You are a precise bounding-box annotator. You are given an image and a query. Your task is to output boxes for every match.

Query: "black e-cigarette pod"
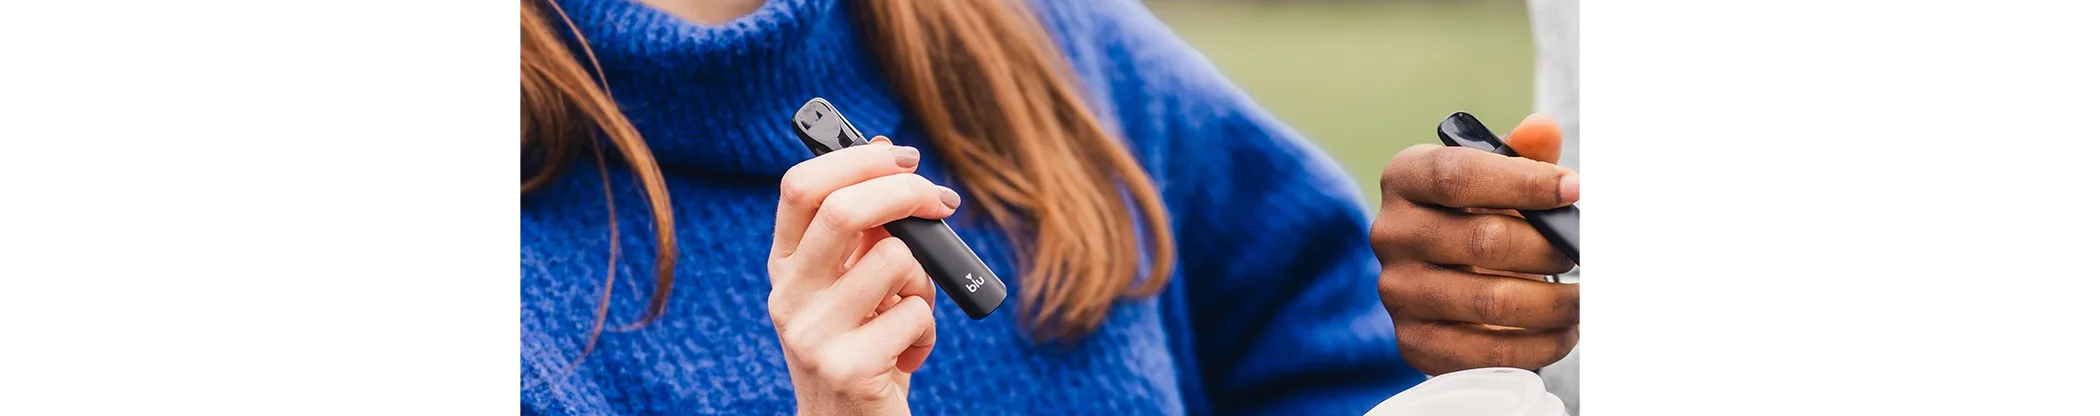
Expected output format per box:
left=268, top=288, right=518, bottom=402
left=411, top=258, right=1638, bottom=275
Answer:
left=1436, top=112, right=1581, bottom=265
left=790, top=98, right=1008, bottom=319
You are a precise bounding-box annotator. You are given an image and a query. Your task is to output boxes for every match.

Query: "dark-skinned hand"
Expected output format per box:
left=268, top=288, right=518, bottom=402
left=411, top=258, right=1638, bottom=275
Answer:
left=1373, top=114, right=1579, bottom=376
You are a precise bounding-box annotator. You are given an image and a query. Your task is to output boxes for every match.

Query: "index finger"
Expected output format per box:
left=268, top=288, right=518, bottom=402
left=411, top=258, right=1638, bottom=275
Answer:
left=1383, top=144, right=1576, bottom=211
left=773, top=138, right=920, bottom=259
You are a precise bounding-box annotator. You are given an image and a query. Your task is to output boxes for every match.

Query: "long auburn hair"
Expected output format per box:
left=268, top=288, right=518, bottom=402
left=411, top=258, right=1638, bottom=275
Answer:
left=521, top=0, right=1175, bottom=356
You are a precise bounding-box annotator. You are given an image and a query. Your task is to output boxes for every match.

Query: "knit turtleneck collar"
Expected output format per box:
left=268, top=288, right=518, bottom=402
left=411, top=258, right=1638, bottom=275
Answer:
left=556, top=0, right=821, bottom=75
left=549, top=0, right=907, bottom=178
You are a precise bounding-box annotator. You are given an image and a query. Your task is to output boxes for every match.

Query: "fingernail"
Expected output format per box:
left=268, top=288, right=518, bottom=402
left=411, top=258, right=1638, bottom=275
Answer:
left=1559, top=172, right=1580, bottom=204
left=892, top=146, right=920, bottom=169
left=937, top=186, right=961, bottom=209
left=870, top=135, right=892, bottom=144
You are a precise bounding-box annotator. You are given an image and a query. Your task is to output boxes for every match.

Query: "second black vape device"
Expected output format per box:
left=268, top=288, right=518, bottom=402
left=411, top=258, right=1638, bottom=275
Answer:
left=1437, top=111, right=1581, bottom=265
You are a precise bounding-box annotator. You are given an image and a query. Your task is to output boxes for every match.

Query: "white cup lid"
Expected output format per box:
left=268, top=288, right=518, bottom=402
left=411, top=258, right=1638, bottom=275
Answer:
left=1363, top=367, right=1567, bottom=416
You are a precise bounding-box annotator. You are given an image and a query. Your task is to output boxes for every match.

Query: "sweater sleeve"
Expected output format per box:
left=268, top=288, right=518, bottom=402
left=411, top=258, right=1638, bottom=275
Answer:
left=1025, top=1, right=1429, bottom=414
left=1150, top=56, right=1427, bottom=416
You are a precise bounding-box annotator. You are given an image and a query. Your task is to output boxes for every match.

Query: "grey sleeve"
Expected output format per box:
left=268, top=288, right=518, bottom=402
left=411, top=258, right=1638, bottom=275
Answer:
left=1539, top=347, right=1580, bottom=416
left=1528, top=0, right=1580, bottom=172
left=1527, top=0, right=1581, bottom=415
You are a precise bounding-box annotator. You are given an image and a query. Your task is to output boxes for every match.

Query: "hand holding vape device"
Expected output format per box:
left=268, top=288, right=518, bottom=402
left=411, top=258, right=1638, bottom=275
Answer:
left=789, top=98, right=1008, bottom=319
left=1437, top=112, right=1580, bottom=265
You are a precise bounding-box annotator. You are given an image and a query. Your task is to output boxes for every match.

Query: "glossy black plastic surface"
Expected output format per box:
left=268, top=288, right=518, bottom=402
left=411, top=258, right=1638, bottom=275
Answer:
left=790, top=98, right=1007, bottom=319
left=1437, top=112, right=1581, bottom=265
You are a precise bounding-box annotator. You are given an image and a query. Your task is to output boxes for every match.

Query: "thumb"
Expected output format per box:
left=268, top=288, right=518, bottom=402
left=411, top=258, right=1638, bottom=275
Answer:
left=1505, top=113, right=1564, bottom=165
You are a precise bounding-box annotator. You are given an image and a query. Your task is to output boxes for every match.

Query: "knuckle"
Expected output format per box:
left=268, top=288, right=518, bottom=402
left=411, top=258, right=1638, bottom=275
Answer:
left=1382, top=145, right=1436, bottom=191
left=920, top=298, right=939, bottom=320
left=859, top=145, right=898, bottom=168
left=907, top=175, right=943, bottom=208
left=766, top=295, right=790, bottom=324
left=1473, top=280, right=1517, bottom=324
left=812, top=352, right=863, bottom=383
left=903, top=305, right=936, bottom=332
left=789, top=354, right=822, bottom=375
left=1405, top=220, right=1446, bottom=254
left=1376, top=267, right=1406, bottom=295
left=842, top=379, right=888, bottom=404
left=1390, top=320, right=1434, bottom=349
left=1532, top=170, right=1562, bottom=204
left=875, top=244, right=918, bottom=277
left=1390, top=319, right=1421, bottom=338
left=814, top=203, right=859, bottom=234
left=1380, top=259, right=1426, bottom=286
left=1375, top=270, right=1411, bottom=317
left=1368, top=227, right=1399, bottom=261
left=1383, top=262, right=1446, bottom=318
left=1426, top=149, right=1471, bottom=204
left=883, top=175, right=926, bottom=209
left=1469, top=218, right=1509, bottom=262
left=1553, top=286, right=1581, bottom=326
left=779, top=170, right=822, bottom=209
left=1368, top=216, right=1398, bottom=244
left=769, top=256, right=807, bottom=280
left=1536, top=335, right=1574, bottom=366
left=875, top=238, right=914, bottom=263
left=783, top=325, right=823, bottom=364
left=895, top=173, right=931, bottom=192
left=768, top=310, right=792, bottom=334
left=1369, top=214, right=1422, bottom=262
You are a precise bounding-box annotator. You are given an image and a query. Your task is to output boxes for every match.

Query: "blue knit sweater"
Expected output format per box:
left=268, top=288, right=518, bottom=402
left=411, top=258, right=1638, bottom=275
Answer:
left=520, top=0, right=1427, bottom=414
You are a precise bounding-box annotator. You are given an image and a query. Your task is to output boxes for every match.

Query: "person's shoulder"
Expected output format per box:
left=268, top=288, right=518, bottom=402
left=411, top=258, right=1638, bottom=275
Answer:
left=1025, top=0, right=1182, bottom=62
left=1023, top=0, right=1232, bottom=114
left=1025, top=0, right=1155, bottom=34
left=1024, top=0, right=1279, bottom=166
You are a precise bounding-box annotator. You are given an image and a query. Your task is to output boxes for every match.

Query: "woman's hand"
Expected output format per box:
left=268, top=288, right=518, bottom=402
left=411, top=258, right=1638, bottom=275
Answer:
left=1372, top=114, right=1580, bottom=376
left=768, top=137, right=960, bottom=416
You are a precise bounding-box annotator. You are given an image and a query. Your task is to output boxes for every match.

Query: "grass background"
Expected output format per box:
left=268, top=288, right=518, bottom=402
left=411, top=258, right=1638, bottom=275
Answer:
left=1147, top=0, right=1537, bottom=206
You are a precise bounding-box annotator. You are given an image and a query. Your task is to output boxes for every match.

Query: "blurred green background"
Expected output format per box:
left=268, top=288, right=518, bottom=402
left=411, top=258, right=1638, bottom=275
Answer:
left=1148, top=0, right=1535, bottom=207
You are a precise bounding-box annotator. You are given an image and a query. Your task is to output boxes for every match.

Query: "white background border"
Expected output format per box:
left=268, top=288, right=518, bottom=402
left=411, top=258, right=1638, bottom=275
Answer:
left=2, top=0, right=2096, bottom=413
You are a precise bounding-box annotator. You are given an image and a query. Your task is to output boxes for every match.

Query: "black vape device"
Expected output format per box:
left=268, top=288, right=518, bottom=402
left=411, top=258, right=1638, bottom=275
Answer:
left=790, top=98, right=1008, bottom=319
left=1437, top=112, right=1580, bottom=265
